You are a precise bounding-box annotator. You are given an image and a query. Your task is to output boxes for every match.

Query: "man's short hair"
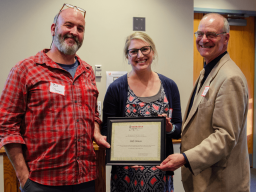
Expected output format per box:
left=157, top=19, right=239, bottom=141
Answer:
left=53, top=12, right=61, bottom=25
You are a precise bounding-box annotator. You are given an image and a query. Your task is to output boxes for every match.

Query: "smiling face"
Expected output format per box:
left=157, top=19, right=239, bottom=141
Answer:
left=52, top=8, right=85, bottom=55
left=196, top=14, right=229, bottom=64
left=127, top=39, right=154, bottom=72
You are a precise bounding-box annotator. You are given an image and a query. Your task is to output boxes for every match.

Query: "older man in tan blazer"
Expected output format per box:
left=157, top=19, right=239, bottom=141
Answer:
left=157, top=13, right=250, bottom=191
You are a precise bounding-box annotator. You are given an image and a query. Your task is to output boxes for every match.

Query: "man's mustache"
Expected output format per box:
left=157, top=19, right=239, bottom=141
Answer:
left=63, top=34, right=79, bottom=44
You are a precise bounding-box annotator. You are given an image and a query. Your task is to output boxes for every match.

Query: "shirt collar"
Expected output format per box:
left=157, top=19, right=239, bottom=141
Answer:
left=34, top=49, right=90, bottom=71
left=204, top=51, right=227, bottom=78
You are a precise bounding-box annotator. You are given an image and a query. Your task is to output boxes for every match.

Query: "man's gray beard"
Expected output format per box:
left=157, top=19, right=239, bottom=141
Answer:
left=53, top=33, right=82, bottom=55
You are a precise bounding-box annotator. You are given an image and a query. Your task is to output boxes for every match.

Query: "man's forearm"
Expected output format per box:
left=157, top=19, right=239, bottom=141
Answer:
left=93, top=122, right=110, bottom=148
left=94, top=122, right=101, bottom=139
left=4, top=143, right=29, bottom=186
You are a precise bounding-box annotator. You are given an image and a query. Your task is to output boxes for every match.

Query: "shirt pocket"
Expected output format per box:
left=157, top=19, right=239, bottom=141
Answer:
left=29, top=80, right=68, bottom=109
left=198, top=100, right=213, bottom=109
left=197, top=101, right=214, bottom=126
left=27, top=80, right=69, bottom=128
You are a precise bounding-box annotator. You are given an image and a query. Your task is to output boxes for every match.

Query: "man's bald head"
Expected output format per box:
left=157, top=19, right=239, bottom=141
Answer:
left=53, top=8, right=85, bottom=27
left=200, top=13, right=230, bottom=34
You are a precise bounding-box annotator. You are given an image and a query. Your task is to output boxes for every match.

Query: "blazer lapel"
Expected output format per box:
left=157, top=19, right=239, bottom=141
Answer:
left=182, top=53, right=231, bottom=132
left=181, top=77, right=199, bottom=131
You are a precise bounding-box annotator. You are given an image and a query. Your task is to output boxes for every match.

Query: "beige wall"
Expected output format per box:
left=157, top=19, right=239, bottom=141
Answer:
left=194, top=0, right=256, bottom=11
left=0, top=0, right=194, bottom=115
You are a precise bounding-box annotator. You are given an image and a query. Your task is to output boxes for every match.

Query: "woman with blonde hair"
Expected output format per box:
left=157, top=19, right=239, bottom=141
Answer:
left=102, top=32, right=182, bottom=191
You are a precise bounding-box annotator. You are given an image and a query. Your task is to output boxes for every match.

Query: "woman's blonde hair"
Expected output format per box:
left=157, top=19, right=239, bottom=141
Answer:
left=124, top=32, right=158, bottom=59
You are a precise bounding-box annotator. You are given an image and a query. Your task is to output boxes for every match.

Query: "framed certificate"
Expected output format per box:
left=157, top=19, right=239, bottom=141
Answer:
left=106, top=117, right=166, bottom=165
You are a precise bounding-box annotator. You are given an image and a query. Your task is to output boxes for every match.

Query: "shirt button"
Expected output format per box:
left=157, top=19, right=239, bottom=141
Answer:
left=77, top=157, right=80, bottom=160
left=78, top=139, right=80, bottom=142
left=77, top=119, right=79, bottom=122
left=75, top=100, right=77, bottom=103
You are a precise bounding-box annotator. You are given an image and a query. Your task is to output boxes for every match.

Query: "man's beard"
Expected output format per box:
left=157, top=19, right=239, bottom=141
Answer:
left=53, top=30, right=83, bottom=55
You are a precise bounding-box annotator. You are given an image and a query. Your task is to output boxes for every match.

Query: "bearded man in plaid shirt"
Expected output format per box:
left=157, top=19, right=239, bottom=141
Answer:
left=0, top=4, right=110, bottom=192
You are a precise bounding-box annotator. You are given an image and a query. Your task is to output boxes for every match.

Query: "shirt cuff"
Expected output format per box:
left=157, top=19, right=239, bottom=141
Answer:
left=182, top=153, right=191, bottom=169
left=166, top=124, right=175, bottom=134
left=0, top=135, right=26, bottom=149
left=94, top=117, right=102, bottom=126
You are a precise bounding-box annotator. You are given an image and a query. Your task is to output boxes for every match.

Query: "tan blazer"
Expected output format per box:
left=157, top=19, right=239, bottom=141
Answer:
left=181, top=53, right=250, bottom=192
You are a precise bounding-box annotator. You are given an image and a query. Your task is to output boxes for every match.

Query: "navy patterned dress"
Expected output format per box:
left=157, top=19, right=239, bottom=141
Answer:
left=111, top=85, right=174, bottom=192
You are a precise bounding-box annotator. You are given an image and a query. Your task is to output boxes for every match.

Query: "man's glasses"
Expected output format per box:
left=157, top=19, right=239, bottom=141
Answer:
left=127, top=46, right=152, bottom=57
left=194, top=31, right=226, bottom=40
left=55, top=3, right=86, bottom=26
left=59, top=3, right=86, bottom=18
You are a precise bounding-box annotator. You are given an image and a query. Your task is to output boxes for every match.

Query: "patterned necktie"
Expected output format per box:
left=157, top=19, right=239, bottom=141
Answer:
left=195, top=68, right=205, bottom=96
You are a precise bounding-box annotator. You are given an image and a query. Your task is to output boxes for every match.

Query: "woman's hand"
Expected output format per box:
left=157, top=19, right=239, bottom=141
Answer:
left=158, top=114, right=173, bottom=133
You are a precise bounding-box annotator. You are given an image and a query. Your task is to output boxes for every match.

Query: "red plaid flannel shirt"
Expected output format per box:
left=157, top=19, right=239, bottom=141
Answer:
left=0, top=49, right=101, bottom=186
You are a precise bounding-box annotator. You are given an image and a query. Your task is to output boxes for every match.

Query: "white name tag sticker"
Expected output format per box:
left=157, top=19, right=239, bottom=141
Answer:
left=169, top=108, right=173, bottom=119
left=50, top=82, right=65, bottom=96
left=201, top=86, right=210, bottom=97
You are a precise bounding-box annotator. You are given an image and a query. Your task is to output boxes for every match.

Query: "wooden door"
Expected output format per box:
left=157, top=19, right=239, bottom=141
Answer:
left=193, top=13, right=255, bottom=155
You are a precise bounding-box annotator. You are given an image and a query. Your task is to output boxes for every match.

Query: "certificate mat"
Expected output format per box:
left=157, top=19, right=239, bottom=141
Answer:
left=106, top=117, right=166, bottom=165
